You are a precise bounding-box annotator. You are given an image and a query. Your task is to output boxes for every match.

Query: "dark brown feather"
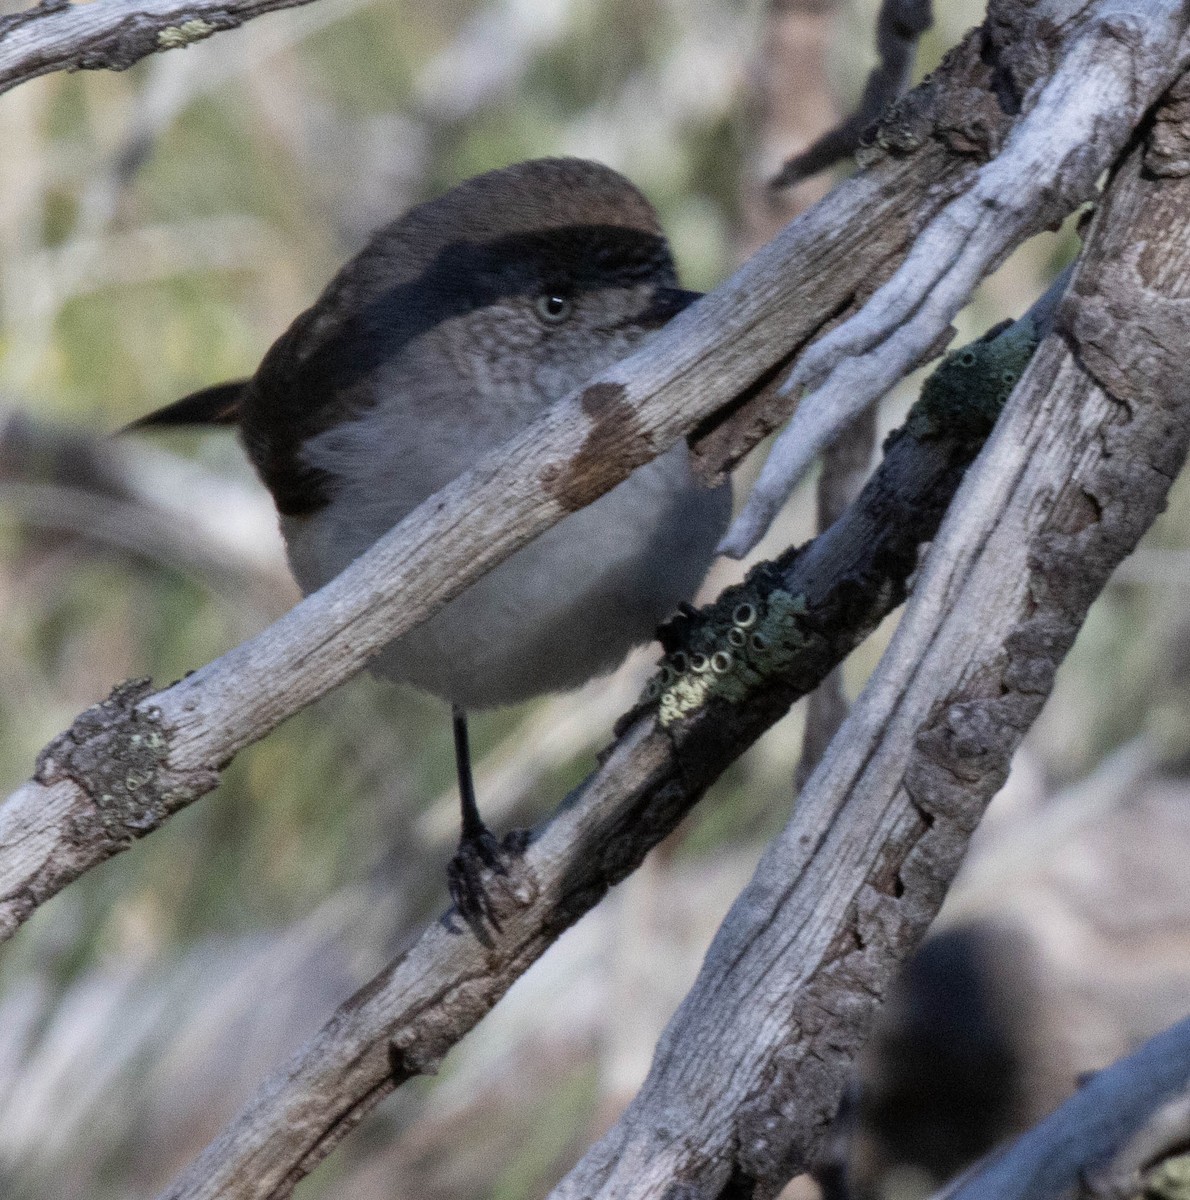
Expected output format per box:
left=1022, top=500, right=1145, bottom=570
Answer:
left=123, top=380, right=246, bottom=432
left=132, top=161, right=677, bottom=519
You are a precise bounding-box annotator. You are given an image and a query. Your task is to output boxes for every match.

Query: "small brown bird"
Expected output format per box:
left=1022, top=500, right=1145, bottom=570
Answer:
left=129, top=158, right=730, bottom=932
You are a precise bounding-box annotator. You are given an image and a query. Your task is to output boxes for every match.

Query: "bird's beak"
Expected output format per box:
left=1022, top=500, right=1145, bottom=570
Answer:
left=636, top=286, right=704, bottom=329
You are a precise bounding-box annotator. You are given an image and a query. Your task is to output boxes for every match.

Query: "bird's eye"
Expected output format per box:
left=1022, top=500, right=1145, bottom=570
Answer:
left=534, top=294, right=573, bottom=325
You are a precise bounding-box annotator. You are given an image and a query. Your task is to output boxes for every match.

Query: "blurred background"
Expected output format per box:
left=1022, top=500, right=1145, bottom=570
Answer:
left=1, top=0, right=1189, bottom=1197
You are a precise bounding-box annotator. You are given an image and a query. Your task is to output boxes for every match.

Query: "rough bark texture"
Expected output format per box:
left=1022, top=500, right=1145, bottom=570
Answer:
left=695, top=0, right=1190, bottom=492
left=0, top=0, right=1062, bottom=944
left=154, top=310, right=1029, bottom=1200
left=1, top=6, right=1188, bottom=1199
left=0, top=0, right=326, bottom=95
left=546, top=128, right=1190, bottom=1200
left=720, top=0, right=1190, bottom=556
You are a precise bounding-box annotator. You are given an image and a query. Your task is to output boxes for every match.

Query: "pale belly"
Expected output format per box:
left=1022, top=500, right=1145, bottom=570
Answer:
left=283, top=444, right=730, bottom=709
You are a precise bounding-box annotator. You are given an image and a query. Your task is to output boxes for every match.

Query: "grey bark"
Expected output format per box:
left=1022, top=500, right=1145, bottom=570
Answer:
left=721, top=0, right=1190, bottom=556
left=0, top=0, right=1066, bottom=943
left=547, top=109, right=1190, bottom=1200
left=0, top=0, right=326, bottom=95
left=936, top=1015, right=1190, bottom=1200
left=154, top=292, right=1036, bottom=1200
left=0, top=4, right=1186, bottom=1199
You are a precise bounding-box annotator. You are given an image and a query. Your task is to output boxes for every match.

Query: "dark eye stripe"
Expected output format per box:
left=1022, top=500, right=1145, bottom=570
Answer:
left=245, top=224, right=676, bottom=515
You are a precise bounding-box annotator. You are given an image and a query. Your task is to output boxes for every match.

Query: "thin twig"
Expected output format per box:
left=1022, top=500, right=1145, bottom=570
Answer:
left=770, top=0, right=933, bottom=191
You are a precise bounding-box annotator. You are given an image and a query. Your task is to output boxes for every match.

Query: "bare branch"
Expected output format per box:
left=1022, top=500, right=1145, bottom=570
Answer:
left=769, top=0, right=934, bottom=192
left=934, top=1016, right=1190, bottom=1200
left=0, top=0, right=332, bottom=96
left=0, top=8, right=1182, bottom=1198
left=721, top=0, right=1190, bottom=557
left=155, top=282, right=1052, bottom=1200
left=793, top=249, right=1066, bottom=791
left=0, top=21, right=1027, bottom=943
left=550, top=118, right=1190, bottom=1199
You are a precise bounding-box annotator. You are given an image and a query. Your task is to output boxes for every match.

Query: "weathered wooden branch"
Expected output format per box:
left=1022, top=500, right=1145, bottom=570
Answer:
left=0, top=1, right=1060, bottom=943
left=547, top=118, right=1190, bottom=1200
left=721, top=0, right=1190, bottom=556
left=155, top=269, right=1054, bottom=1200
left=934, top=1015, right=1190, bottom=1200
left=0, top=7, right=1186, bottom=1196
left=0, top=0, right=329, bottom=96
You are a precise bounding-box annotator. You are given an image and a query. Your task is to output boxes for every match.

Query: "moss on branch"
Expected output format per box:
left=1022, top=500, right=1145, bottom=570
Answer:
left=622, top=314, right=1041, bottom=745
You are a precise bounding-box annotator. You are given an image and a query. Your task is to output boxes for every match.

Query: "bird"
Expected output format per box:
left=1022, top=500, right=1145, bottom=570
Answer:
left=127, top=157, right=731, bottom=935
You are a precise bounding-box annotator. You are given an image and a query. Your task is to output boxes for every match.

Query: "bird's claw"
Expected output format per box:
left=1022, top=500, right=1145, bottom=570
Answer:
left=446, top=826, right=529, bottom=944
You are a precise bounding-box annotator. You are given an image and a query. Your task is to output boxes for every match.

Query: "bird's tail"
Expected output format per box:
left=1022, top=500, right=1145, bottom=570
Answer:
left=122, top=380, right=247, bottom=432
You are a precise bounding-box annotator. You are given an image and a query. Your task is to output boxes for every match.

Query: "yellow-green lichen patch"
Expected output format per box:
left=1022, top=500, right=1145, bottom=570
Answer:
left=638, top=578, right=816, bottom=727
left=635, top=314, right=1042, bottom=733
left=157, top=18, right=217, bottom=49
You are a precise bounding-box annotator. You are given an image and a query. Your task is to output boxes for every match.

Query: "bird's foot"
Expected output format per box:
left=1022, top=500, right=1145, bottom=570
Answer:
left=446, top=825, right=531, bottom=945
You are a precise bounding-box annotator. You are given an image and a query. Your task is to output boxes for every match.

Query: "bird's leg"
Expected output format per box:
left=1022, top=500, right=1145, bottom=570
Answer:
left=452, top=704, right=487, bottom=846
left=446, top=704, right=518, bottom=940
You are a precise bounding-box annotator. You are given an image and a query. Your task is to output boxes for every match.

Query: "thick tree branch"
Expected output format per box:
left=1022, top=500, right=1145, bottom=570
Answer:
left=0, top=5, right=1182, bottom=1198
left=935, top=1016, right=1190, bottom=1200
left=548, top=124, right=1190, bottom=1200
left=156, top=278, right=1053, bottom=1200
left=721, top=0, right=1190, bottom=556
left=0, top=7, right=1043, bottom=943
left=0, top=0, right=327, bottom=96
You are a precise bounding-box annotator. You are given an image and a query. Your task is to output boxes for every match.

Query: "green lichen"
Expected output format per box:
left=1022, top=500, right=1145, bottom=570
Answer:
left=905, top=315, right=1040, bottom=442
left=1142, top=1155, right=1190, bottom=1200
left=156, top=18, right=217, bottom=49
left=634, top=568, right=817, bottom=727
left=634, top=314, right=1042, bottom=730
